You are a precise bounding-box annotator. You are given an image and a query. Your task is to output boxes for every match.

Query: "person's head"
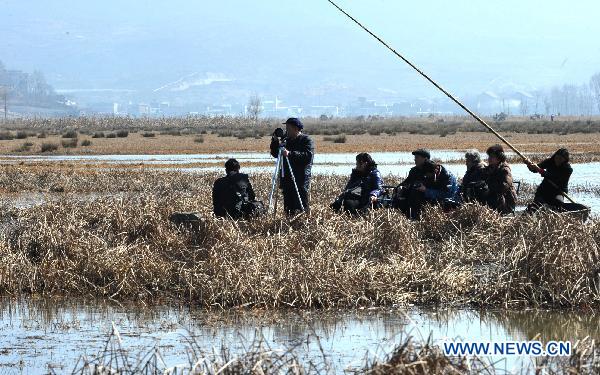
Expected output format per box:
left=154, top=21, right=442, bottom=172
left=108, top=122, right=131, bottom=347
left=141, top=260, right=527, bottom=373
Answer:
left=225, top=158, right=240, bottom=174
left=486, top=144, right=506, bottom=166
left=465, top=149, right=481, bottom=169
left=412, top=149, right=431, bottom=167
left=552, top=148, right=569, bottom=166
left=355, top=152, right=377, bottom=172
left=282, top=117, right=303, bottom=139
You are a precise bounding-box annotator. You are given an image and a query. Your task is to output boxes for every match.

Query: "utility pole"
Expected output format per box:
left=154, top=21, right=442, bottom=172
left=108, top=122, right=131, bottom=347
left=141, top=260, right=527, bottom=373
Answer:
left=0, top=86, right=6, bottom=121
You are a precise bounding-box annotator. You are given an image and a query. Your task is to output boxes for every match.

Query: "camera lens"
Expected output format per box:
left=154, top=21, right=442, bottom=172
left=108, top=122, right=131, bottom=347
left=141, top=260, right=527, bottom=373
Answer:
left=273, top=128, right=285, bottom=138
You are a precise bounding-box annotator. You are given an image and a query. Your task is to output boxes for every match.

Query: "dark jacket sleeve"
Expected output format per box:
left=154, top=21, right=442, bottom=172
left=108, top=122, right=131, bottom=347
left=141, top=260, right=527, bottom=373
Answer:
left=245, top=175, right=256, bottom=201
left=499, top=165, right=514, bottom=192
left=559, top=165, right=573, bottom=190
left=401, top=167, right=417, bottom=186
left=368, top=169, right=384, bottom=197
left=288, top=135, right=314, bottom=165
left=212, top=179, right=226, bottom=217
left=345, top=170, right=360, bottom=191
left=538, top=158, right=553, bottom=170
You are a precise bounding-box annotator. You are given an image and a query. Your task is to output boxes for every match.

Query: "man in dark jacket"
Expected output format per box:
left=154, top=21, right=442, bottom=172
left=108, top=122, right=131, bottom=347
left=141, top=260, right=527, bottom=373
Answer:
left=212, top=158, right=258, bottom=219
left=526, top=148, right=572, bottom=210
left=460, top=149, right=488, bottom=204
left=394, top=149, right=430, bottom=218
left=270, top=117, right=314, bottom=214
left=397, top=159, right=459, bottom=219
left=400, top=148, right=430, bottom=188
left=418, top=161, right=459, bottom=203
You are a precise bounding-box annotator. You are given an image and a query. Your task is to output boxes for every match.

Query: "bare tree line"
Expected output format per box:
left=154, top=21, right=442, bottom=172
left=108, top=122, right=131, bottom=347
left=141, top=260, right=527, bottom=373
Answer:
left=529, top=73, right=600, bottom=116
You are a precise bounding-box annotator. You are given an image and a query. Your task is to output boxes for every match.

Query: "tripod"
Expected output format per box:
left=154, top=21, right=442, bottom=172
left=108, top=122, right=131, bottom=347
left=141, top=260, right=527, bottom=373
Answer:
left=268, top=142, right=305, bottom=214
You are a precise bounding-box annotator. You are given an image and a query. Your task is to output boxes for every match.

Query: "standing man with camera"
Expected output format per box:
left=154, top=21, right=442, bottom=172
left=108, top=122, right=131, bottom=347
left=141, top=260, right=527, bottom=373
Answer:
left=270, top=117, right=314, bottom=215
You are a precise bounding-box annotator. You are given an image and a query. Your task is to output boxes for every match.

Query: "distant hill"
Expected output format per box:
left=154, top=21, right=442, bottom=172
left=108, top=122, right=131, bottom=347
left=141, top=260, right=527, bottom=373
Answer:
left=0, top=60, right=77, bottom=116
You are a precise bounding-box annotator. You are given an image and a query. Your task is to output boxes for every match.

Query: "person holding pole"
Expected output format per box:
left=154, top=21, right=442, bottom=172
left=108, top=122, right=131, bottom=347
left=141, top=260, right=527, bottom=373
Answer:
left=269, top=118, right=314, bottom=215
left=525, top=148, right=572, bottom=212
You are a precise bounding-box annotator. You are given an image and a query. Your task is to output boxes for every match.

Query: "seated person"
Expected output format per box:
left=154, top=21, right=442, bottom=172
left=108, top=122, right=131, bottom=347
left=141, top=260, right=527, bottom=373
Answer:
left=399, top=148, right=430, bottom=188
left=460, top=149, right=488, bottom=204
left=397, top=160, right=459, bottom=219
left=484, top=144, right=517, bottom=215
left=525, top=148, right=572, bottom=212
left=212, top=158, right=263, bottom=219
left=331, top=153, right=384, bottom=214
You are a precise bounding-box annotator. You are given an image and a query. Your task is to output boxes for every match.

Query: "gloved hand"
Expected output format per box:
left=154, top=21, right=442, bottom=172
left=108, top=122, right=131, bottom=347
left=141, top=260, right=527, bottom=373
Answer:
left=526, top=161, right=544, bottom=175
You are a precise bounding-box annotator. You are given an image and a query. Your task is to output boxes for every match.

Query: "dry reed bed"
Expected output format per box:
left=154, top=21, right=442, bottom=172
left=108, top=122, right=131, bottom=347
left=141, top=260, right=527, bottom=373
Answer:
left=0, top=165, right=544, bottom=205
left=5, top=116, right=600, bottom=135
left=0, top=169, right=597, bottom=308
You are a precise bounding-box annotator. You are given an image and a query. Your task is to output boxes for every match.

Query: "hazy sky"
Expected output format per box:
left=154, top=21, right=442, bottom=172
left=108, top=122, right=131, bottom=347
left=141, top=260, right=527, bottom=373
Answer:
left=2, top=0, right=600, bottom=101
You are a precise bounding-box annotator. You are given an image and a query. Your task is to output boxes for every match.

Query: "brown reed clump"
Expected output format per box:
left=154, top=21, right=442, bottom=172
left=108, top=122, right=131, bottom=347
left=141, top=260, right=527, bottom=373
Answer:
left=0, top=169, right=597, bottom=308
left=364, top=336, right=494, bottom=374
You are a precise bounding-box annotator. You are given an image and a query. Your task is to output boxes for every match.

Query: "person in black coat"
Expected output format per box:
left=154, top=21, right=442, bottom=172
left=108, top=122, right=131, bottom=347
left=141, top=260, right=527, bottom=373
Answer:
left=400, top=148, right=430, bottom=188
left=394, top=149, right=430, bottom=219
left=484, top=144, right=517, bottom=215
left=331, top=153, right=384, bottom=214
left=270, top=117, right=314, bottom=214
left=212, top=158, right=257, bottom=219
left=526, top=148, right=572, bottom=210
left=460, top=149, right=488, bottom=204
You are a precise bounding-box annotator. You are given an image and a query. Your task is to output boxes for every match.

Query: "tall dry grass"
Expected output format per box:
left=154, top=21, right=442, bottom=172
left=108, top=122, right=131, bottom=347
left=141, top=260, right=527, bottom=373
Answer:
left=0, top=169, right=597, bottom=308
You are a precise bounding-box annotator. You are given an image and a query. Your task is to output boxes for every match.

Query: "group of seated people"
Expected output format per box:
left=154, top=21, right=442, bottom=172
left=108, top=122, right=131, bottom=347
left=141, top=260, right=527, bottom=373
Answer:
left=212, top=145, right=572, bottom=220
left=329, top=145, right=572, bottom=219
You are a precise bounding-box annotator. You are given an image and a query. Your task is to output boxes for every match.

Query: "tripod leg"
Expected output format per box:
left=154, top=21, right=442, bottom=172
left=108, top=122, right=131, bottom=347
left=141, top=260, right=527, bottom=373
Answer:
left=273, top=167, right=280, bottom=215
left=284, top=156, right=305, bottom=212
left=268, top=149, right=282, bottom=212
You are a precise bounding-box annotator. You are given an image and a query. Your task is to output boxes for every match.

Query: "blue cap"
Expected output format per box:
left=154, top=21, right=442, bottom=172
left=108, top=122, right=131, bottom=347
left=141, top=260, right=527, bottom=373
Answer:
left=282, top=117, right=303, bottom=130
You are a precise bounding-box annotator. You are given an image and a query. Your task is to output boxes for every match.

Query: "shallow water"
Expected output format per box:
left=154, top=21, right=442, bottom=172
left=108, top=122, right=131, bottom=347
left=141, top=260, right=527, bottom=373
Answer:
left=0, top=150, right=532, bottom=166
left=1, top=151, right=596, bottom=187
left=0, top=299, right=597, bottom=374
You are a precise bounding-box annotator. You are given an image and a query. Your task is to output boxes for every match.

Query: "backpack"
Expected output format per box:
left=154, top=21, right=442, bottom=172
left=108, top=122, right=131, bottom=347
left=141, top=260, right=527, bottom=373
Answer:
left=226, top=177, right=265, bottom=219
left=463, top=181, right=489, bottom=204
left=242, top=200, right=266, bottom=218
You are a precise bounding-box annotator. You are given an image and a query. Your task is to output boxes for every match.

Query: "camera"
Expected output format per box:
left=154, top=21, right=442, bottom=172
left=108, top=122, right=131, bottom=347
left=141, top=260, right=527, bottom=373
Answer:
left=273, top=127, right=286, bottom=139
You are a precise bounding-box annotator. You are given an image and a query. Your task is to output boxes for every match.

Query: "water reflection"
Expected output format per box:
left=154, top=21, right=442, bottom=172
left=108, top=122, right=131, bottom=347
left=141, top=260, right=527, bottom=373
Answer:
left=0, top=299, right=598, bottom=373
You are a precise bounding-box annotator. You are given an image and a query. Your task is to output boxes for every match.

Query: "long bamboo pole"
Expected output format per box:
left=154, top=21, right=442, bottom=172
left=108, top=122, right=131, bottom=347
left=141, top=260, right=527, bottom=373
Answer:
left=326, top=0, right=576, bottom=204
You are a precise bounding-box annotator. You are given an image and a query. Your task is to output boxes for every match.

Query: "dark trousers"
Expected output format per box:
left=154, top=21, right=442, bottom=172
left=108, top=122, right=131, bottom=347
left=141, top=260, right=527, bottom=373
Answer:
left=282, top=180, right=310, bottom=214
left=395, top=188, right=425, bottom=220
